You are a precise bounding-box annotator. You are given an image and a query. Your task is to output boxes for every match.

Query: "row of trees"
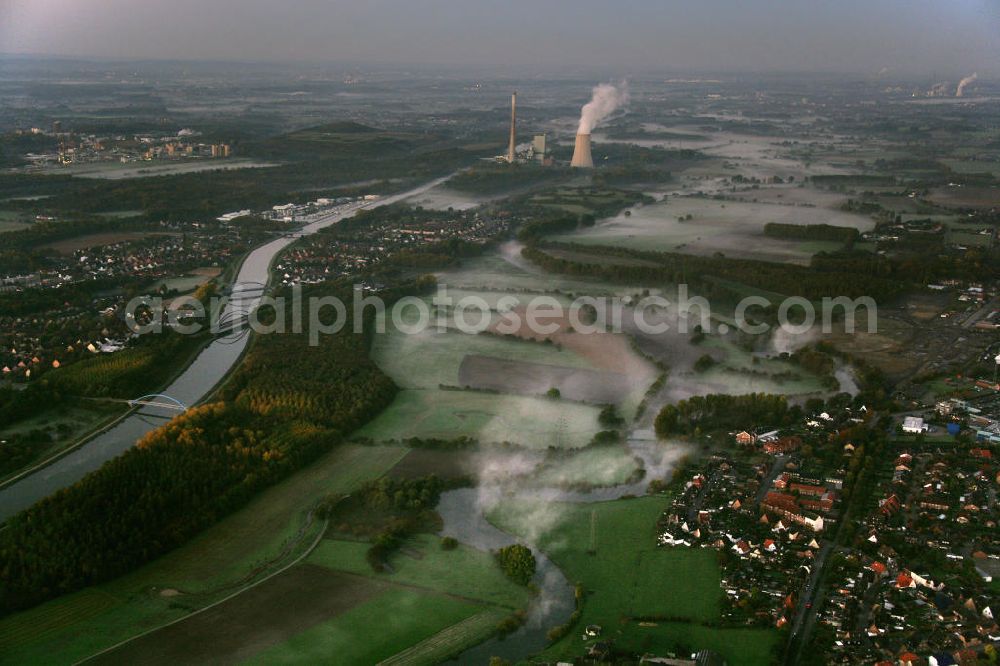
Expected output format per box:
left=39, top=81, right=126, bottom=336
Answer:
left=522, top=242, right=905, bottom=303
left=763, top=222, right=860, bottom=243
left=654, top=393, right=796, bottom=438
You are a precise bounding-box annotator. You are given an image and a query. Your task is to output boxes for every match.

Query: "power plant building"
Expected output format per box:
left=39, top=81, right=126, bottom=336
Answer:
left=532, top=134, right=547, bottom=161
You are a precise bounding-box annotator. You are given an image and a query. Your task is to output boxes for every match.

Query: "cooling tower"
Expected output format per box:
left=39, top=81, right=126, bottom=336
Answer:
left=570, top=133, right=593, bottom=168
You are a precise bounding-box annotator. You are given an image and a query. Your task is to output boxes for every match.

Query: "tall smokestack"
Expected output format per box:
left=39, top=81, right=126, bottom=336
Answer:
left=507, top=92, right=517, bottom=163
left=570, top=133, right=593, bottom=168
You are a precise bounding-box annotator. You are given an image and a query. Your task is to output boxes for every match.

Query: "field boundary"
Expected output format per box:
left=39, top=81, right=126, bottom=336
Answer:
left=73, top=514, right=329, bottom=665
left=376, top=608, right=507, bottom=666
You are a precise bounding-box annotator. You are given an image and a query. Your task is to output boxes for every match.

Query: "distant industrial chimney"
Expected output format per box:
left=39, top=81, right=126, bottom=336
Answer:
left=570, top=133, right=593, bottom=168
left=507, top=92, right=517, bottom=163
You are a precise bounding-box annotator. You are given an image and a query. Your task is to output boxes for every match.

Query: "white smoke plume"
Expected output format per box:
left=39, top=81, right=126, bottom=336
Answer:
left=577, top=81, right=630, bottom=135
left=957, top=73, right=978, bottom=97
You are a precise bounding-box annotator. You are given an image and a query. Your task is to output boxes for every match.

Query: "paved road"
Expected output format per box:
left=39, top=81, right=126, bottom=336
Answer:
left=785, top=540, right=834, bottom=665
left=962, top=295, right=1000, bottom=329
left=756, top=455, right=788, bottom=505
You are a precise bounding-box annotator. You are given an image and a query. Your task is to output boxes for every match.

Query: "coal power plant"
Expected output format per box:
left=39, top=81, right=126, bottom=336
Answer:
left=570, top=133, right=594, bottom=168
left=495, top=83, right=626, bottom=168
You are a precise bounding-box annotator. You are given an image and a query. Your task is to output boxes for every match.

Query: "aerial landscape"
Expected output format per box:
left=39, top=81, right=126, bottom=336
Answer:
left=0, top=1, right=999, bottom=664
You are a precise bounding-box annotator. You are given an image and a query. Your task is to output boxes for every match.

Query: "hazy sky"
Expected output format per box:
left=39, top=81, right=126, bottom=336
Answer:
left=2, top=0, right=998, bottom=75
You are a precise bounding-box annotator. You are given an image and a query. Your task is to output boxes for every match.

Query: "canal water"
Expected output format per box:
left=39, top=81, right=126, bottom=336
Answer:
left=0, top=175, right=454, bottom=521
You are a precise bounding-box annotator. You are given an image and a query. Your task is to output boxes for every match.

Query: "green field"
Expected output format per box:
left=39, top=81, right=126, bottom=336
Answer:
left=546, top=197, right=870, bottom=266
left=441, top=251, right=632, bottom=298
left=242, top=532, right=533, bottom=664
left=371, top=304, right=594, bottom=390
left=356, top=388, right=603, bottom=448
left=149, top=274, right=212, bottom=294
left=308, top=534, right=531, bottom=610
left=0, top=445, right=407, bottom=664
left=245, top=588, right=490, bottom=666
left=530, top=445, right=642, bottom=488
left=528, top=187, right=645, bottom=217
left=490, top=496, right=779, bottom=665
left=0, top=219, right=30, bottom=232
left=0, top=208, right=32, bottom=228
left=698, top=336, right=831, bottom=396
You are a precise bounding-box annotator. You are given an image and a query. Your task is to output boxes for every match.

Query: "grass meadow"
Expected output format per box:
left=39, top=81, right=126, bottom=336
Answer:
left=490, top=496, right=780, bottom=665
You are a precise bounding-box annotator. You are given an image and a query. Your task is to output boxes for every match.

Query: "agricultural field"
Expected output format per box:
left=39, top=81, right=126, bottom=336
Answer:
left=528, top=445, right=642, bottom=489
left=546, top=196, right=873, bottom=265
left=364, top=281, right=658, bottom=445
left=528, top=187, right=648, bottom=217
left=441, top=249, right=632, bottom=297
left=594, top=128, right=859, bottom=181
left=489, top=496, right=780, bottom=665
left=696, top=336, right=834, bottom=394
left=89, top=566, right=386, bottom=665
left=458, top=355, right=632, bottom=404
left=308, top=533, right=530, bottom=610
left=940, top=158, right=1000, bottom=178
left=0, top=444, right=407, bottom=664
left=38, top=158, right=279, bottom=180
left=926, top=184, right=1000, bottom=210
left=224, top=532, right=533, bottom=665
left=0, top=209, right=31, bottom=231
left=369, top=301, right=597, bottom=391
left=41, top=230, right=180, bottom=255
left=403, top=184, right=495, bottom=211
left=150, top=267, right=221, bottom=295
left=97, top=543, right=518, bottom=666
left=387, top=448, right=482, bottom=480
left=245, top=588, right=495, bottom=666
left=355, top=388, right=604, bottom=448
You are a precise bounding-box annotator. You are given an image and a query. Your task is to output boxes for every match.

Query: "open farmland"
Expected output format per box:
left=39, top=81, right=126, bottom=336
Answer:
left=441, top=248, right=633, bottom=296
left=369, top=297, right=596, bottom=391
left=547, top=196, right=873, bottom=265
left=308, top=533, right=530, bottom=610
left=245, top=588, right=492, bottom=666
left=0, top=210, right=31, bottom=231
left=403, top=184, right=496, bottom=211
left=490, top=496, right=779, bottom=665
left=233, top=532, right=534, bottom=665
left=0, top=445, right=407, bottom=664
left=458, top=354, right=633, bottom=404
left=88, top=565, right=384, bottom=665
left=356, top=388, right=604, bottom=448
left=41, top=231, right=180, bottom=255
left=528, top=445, right=643, bottom=489
left=36, top=158, right=279, bottom=180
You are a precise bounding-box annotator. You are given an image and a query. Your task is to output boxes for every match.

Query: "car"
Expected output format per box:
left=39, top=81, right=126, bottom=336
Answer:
left=805, top=602, right=812, bottom=609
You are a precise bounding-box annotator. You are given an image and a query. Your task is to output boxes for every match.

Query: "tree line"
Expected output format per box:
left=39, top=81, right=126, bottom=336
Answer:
left=763, top=222, right=859, bottom=243
left=522, top=242, right=906, bottom=303
left=0, top=281, right=405, bottom=614
left=654, top=393, right=797, bottom=438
